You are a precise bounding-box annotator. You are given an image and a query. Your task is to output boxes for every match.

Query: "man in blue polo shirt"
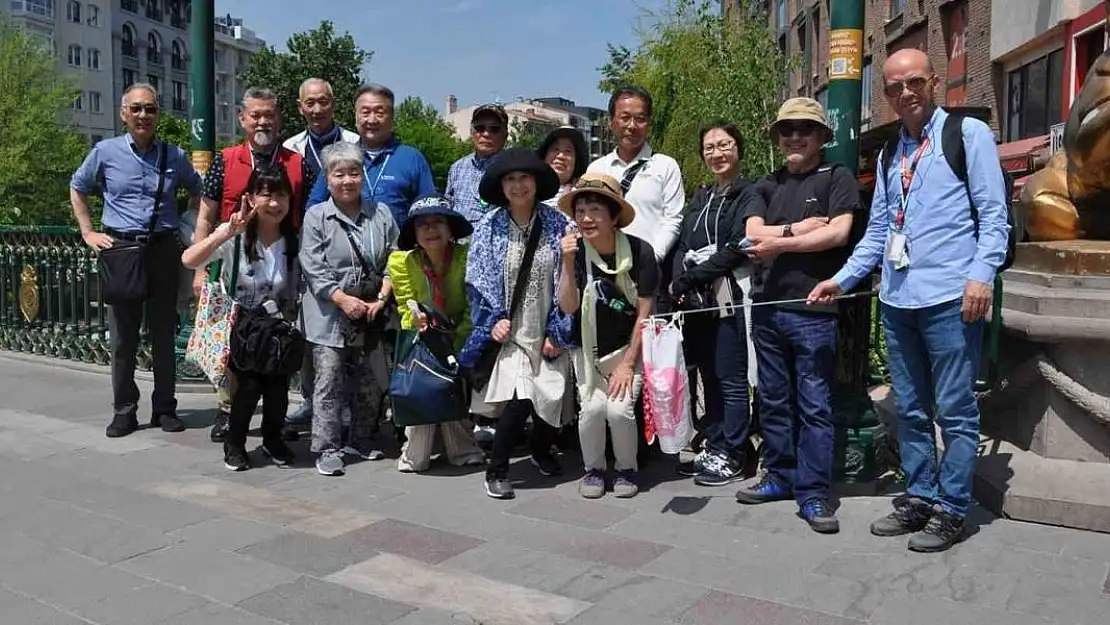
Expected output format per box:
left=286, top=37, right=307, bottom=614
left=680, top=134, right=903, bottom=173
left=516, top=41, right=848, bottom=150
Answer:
left=305, top=83, right=436, bottom=226
left=70, top=83, right=203, bottom=438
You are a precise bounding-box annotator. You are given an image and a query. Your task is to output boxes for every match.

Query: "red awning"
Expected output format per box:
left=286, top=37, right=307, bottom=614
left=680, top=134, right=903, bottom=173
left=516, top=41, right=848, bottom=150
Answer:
left=1012, top=173, right=1032, bottom=201
left=997, top=135, right=1049, bottom=174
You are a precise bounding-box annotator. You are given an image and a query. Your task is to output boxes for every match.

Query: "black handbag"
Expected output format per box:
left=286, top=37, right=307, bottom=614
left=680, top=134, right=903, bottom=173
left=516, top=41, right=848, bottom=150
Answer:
left=468, top=219, right=543, bottom=390
left=230, top=307, right=306, bottom=377
left=97, top=141, right=168, bottom=304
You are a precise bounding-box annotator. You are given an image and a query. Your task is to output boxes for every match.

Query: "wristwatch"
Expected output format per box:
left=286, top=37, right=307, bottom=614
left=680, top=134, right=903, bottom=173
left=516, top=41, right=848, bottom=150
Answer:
left=782, top=223, right=794, bottom=237
left=377, top=291, right=391, bottom=302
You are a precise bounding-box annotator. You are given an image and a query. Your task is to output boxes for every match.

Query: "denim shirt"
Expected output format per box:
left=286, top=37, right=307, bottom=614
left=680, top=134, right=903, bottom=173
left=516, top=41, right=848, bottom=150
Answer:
left=298, top=198, right=399, bottom=348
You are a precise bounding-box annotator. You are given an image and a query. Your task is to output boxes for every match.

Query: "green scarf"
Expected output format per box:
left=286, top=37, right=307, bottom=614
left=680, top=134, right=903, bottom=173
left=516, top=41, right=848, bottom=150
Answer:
left=580, top=231, right=638, bottom=390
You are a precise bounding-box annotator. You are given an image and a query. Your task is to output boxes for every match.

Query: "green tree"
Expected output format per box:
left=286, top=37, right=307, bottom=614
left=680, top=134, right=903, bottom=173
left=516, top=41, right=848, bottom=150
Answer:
left=157, top=113, right=191, bottom=149
left=508, top=118, right=554, bottom=150
left=393, top=96, right=470, bottom=190
left=0, top=16, right=89, bottom=225
left=598, top=0, right=795, bottom=192
left=237, top=21, right=371, bottom=141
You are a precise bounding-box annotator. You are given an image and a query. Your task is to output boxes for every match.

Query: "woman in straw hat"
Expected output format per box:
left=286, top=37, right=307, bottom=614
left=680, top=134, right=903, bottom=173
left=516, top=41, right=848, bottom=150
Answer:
left=556, top=173, right=658, bottom=499
left=460, top=147, right=575, bottom=500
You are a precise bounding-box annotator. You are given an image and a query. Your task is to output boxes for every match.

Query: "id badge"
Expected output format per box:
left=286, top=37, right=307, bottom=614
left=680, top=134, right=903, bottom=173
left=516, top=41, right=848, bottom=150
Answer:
left=888, top=232, right=910, bottom=270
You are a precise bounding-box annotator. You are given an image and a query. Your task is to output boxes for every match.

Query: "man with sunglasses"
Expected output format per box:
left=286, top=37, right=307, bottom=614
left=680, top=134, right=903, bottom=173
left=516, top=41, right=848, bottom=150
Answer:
left=69, top=83, right=204, bottom=438
left=446, top=104, right=510, bottom=226
left=809, top=49, right=1010, bottom=552
left=735, top=98, right=859, bottom=534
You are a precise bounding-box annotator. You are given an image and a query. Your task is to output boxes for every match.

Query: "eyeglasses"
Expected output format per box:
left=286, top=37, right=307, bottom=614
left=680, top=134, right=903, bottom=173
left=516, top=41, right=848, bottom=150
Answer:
left=776, top=121, right=820, bottom=137
left=127, top=103, right=158, bottom=115
left=472, top=124, right=503, bottom=135
left=614, top=114, right=650, bottom=127
left=884, top=75, right=932, bottom=98
left=702, top=140, right=737, bottom=155
left=575, top=178, right=621, bottom=196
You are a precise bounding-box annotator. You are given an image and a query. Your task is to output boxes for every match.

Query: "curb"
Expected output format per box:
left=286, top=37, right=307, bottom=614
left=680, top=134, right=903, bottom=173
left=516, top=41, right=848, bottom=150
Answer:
left=1, top=350, right=212, bottom=394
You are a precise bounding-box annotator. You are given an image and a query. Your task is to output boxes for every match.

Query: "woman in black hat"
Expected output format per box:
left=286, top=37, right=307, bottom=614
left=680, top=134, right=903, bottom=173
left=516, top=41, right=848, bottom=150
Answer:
left=389, top=196, right=486, bottom=473
left=459, top=147, right=575, bottom=500
left=538, top=126, right=589, bottom=207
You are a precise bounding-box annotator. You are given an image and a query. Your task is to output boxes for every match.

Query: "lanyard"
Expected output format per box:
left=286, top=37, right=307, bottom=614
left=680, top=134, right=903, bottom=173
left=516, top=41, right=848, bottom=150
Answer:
left=249, top=149, right=278, bottom=171
left=895, top=136, right=931, bottom=230
left=364, top=153, right=392, bottom=201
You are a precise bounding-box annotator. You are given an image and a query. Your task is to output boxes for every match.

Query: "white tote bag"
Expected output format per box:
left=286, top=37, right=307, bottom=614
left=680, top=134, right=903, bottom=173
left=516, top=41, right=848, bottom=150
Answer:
left=640, top=315, right=694, bottom=455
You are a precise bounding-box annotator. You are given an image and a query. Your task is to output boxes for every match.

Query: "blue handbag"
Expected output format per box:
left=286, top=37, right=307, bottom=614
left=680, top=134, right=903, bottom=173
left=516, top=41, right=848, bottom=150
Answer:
left=389, top=328, right=468, bottom=427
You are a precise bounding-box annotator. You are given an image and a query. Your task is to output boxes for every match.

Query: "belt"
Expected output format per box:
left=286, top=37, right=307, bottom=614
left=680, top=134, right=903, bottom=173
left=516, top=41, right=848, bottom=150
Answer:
left=104, top=228, right=178, bottom=242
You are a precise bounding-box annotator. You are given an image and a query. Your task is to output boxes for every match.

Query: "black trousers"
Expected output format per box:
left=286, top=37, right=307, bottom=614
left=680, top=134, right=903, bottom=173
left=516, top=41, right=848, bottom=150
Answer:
left=227, top=363, right=290, bottom=448
left=108, top=234, right=181, bottom=419
left=486, top=396, right=559, bottom=478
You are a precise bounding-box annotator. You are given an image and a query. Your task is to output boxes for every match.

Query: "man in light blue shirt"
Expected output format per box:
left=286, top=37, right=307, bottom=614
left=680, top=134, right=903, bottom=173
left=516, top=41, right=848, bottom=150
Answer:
left=809, top=49, right=1010, bottom=553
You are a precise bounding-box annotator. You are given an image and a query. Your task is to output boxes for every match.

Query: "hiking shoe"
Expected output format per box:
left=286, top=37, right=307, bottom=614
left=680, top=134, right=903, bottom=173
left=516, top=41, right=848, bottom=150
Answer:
left=315, top=450, right=345, bottom=476
left=907, top=510, right=967, bottom=553
left=262, top=440, right=296, bottom=467
left=800, top=497, right=840, bottom=534
left=152, top=413, right=185, bottom=433
left=209, top=411, right=230, bottom=443
left=735, top=474, right=792, bottom=504
left=579, top=470, right=606, bottom=499
left=485, top=476, right=515, bottom=500
left=531, top=453, right=562, bottom=477
left=613, top=470, right=639, bottom=498
left=870, top=496, right=934, bottom=537
left=341, top=445, right=385, bottom=461
left=223, top=443, right=250, bottom=472
left=105, top=414, right=138, bottom=438
left=693, top=453, right=744, bottom=487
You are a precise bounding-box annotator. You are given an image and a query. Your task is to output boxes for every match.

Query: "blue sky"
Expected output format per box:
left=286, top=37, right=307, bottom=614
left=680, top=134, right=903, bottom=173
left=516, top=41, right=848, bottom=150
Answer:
left=214, top=0, right=671, bottom=113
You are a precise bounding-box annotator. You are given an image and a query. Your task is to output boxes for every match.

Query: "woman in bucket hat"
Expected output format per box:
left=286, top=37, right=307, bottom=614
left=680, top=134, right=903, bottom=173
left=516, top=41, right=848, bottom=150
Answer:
left=460, top=147, right=575, bottom=500
left=538, top=126, right=589, bottom=207
left=556, top=173, right=658, bottom=499
left=389, top=195, right=486, bottom=473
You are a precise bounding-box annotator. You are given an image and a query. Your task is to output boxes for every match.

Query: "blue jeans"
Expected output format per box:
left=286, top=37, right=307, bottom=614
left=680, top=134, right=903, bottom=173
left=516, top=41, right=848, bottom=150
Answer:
left=752, top=306, right=838, bottom=505
left=684, top=311, right=750, bottom=462
left=882, top=298, right=983, bottom=518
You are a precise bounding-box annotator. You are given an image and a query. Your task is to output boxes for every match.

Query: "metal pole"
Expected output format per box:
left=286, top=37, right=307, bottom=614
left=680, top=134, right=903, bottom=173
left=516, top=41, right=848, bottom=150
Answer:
left=825, top=0, right=863, bottom=172
left=189, top=0, right=215, bottom=175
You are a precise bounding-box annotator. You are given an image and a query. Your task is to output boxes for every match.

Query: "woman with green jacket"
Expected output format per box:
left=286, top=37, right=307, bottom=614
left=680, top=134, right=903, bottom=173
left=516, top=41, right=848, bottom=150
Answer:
left=389, top=196, right=485, bottom=472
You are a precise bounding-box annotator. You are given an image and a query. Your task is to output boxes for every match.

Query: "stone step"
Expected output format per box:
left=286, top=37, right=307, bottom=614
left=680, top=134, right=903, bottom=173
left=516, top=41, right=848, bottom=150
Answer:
left=1002, top=268, right=1110, bottom=290
left=1000, top=279, right=1110, bottom=318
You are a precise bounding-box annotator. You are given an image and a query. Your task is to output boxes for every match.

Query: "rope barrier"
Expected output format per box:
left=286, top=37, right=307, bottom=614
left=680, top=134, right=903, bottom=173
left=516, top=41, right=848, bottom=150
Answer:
left=646, top=290, right=878, bottom=321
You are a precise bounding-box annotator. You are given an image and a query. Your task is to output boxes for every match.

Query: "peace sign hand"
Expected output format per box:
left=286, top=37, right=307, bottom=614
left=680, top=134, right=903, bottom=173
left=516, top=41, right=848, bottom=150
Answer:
left=226, top=196, right=257, bottom=236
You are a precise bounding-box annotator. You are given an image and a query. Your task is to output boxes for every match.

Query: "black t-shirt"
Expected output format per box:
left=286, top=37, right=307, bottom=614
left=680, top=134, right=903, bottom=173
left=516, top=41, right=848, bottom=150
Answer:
left=748, top=163, right=860, bottom=306
left=571, top=234, right=658, bottom=347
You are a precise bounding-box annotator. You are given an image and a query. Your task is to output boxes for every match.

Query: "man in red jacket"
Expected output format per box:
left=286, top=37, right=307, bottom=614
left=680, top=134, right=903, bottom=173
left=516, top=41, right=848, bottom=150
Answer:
left=193, top=86, right=314, bottom=442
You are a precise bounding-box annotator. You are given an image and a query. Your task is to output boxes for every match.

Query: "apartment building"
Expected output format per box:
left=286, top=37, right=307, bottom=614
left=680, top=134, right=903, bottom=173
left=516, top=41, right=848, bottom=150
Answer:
left=212, top=14, right=264, bottom=145
left=444, top=96, right=615, bottom=160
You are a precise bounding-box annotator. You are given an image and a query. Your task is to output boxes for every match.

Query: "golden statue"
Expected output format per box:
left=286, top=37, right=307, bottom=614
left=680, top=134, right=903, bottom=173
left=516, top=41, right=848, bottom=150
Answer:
left=1022, top=0, right=1110, bottom=241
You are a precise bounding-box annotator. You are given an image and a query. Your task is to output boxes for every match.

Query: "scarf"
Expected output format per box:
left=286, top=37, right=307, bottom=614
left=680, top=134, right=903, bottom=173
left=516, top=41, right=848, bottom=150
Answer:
left=305, top=125, right=343, bottom=171
left=420, top=246, right=453, bottom=314
left=580, top=231, right=637, bottom=391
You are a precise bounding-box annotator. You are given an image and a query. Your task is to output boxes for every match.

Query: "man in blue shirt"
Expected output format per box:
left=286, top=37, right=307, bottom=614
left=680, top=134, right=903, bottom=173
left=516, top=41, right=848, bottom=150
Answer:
left=445, top=104, right=509, bottom=226
left=305, top=83, right=436, bottom=227
left=70, top=83, right=203, bottom=438
left=809, top=49, right=1010, bottom=552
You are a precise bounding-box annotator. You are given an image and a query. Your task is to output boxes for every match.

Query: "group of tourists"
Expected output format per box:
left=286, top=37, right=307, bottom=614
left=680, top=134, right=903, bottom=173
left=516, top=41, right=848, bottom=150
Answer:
left=68, top=47, right=1011, bottom=553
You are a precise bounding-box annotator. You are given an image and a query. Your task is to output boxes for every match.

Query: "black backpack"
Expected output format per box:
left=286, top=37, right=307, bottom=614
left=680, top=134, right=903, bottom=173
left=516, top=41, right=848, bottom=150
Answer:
left=230, top=309, right=306, bottom=377
left=879, top=113, right=1017, bottom=272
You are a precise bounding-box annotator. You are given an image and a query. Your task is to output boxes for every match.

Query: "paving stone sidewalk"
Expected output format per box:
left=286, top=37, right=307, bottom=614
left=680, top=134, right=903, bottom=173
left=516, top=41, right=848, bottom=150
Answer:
left=0, top=354, right=1108, bottom=625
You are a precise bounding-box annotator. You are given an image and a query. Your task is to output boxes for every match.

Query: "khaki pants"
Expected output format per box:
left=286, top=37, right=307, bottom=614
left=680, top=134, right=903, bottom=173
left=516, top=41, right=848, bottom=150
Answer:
left=574, top=348, right=642, bottom=473
left=397, top=420, right=484, bottom=472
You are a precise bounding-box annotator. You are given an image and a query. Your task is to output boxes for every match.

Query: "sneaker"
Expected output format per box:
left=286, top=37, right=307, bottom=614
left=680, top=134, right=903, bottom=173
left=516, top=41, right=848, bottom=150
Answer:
left=315, top=450, right=346, bottom=476
left=261, top=440, right=296, bottom=467
left=735, top=474, right=793, bottom=504
left=341, top=445, right=385, bottom=461
left=286, top=403, right=312, bottom=423
left=105, top=414, right=138, bottom=438
left=485, top=476, right=515, bottom=500
left=694, top=453, right=744, bottom=487
left=223, top=443, right=250, bottom=472
left=579, top=470, right=606, bottom=499
left=676, top=449, right=710, bottom=477
left=473, top=422, right=496, bottom=449
left=870, top=496, right=934, bottom=537
left=209, top=411, right=230, bottom=443
left=907, top=510, right=966, bottom=553
left=152, top=413, right=185, bottom=433
left=800, top=497, right=840, bottom=534
left=530, top=453, right=562, bottom=477
left=613, top=470, right=639, bottom=499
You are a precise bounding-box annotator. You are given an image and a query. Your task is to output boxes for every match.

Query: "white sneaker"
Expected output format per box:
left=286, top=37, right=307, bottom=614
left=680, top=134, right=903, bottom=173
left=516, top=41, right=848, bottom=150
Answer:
left=315, top=450, right=345, bottom=476
left=341, top=445, right=385, bottom=461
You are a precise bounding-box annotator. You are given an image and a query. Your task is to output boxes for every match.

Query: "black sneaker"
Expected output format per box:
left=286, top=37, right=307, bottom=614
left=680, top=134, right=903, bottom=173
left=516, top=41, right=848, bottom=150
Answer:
left=693, top=453, right=745, bottom=487
left=907, top=511, right=966, bottom=553
left=152, top=413, right=185, bottom=433
left=800, top=497, right=840, bottom=534
left=210, top=411, right=230, bottom=443
left=261, top=440, right=296, bottom=467
left=870, top=496, right=934, bottom=537
left=223, top=443, right=250, bottom=472
left=105, top=414, right=138, bottom=438
left=530, top=453, right=562, bottom=477
left=485, top=475, right=515, bottom=500
left=735, top=474, right=793, bottom=504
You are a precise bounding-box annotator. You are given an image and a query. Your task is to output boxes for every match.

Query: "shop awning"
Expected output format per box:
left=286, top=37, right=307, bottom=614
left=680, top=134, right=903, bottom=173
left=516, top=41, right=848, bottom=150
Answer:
left=998, top=135, right=1049, bottom=174
left=1012, top=173, right=1032, bottom=201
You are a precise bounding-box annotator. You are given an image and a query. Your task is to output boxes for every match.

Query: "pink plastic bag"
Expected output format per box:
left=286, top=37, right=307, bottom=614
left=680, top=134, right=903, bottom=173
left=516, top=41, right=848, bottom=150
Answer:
left=640, top=316, right=693, bottom=455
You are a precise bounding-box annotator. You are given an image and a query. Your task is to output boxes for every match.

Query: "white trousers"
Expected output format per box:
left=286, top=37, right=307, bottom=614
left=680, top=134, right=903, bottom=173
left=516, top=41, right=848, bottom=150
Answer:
left=397, top=420, right=484, bottom=473
left=574, top=348, right=643, bottom=472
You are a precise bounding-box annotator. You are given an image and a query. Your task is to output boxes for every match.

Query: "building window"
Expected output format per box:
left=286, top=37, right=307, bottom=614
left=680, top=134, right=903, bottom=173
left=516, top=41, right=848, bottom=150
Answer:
left=776, top=0, right=786, bottom=31
left=172, top=80, right=186, bottom=111
left=169, top=0, right=185, bottom=28
left=86, top=4, right=98, bottom=25
left=1007, top=49, right=1064, bottom=142
left=146, top=0, right=163, bottom=20
left=890, top=0, right=906, bottom=18
left=12, top=0, right=55, bottom=19
left=147, top=31, right=162, bottom=64
left=73, top=94, right=84, bottom=110
left=861, top=57, right=873, bottom=123
left=89, top=91, right=101, bottom=113
left=121, top=0, right=136, bottom=13
left=90, top=134, right=103, bottom=145
left=87, top=47, right=100, bottom=69
left=121, top=23, right=137, bottom=57
left=147, top=74, right=161, bottom=94
left=67, top=0, right=81, bottom=22
left=171, top=39, right=186, bottom=70
left=67, top=44, right=82, bottom=67
left=122, top=68, right=136, bottom=88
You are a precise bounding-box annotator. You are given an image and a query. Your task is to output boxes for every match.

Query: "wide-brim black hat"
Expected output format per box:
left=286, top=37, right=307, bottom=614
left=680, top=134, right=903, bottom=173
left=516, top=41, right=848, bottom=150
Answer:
left=537, top=126, right=589, bottom=181
left=478, top=147, right=561, bottom=208
left=398, top=196, right=473, bottom=251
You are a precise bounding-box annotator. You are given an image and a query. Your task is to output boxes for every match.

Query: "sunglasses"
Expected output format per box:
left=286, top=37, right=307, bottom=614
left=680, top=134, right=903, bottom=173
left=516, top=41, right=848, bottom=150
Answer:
left=777, top=121, right=821, bottom=137
left=128, top=103, right=159, bottom=115
left=472, top=124, right=503, bottom=135
left=884, top=75, right=932, bottom=98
